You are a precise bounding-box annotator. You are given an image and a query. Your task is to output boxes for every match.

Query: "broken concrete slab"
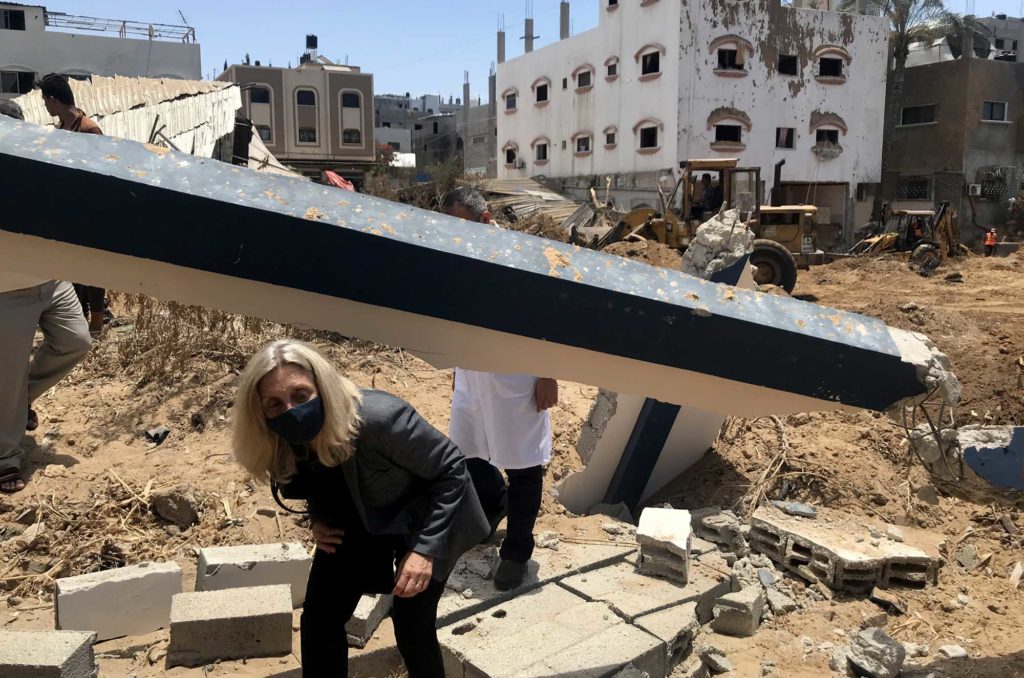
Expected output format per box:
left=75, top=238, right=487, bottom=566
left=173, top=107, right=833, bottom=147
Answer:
left=195, top=542, right=311, bottom=608
left=346, top=594, right=393, bottom=648
left=439, top=584, right=666, bottom=678
left=690, top=508, right=749, bottom=556
left=633, top=602, right=699, bottom=671
left=912, top=425, right=1024, bottom=506
left=847, top=627, right=906, bottom=678
left=765, top=588, right=799, bottom=615
left=55, top=561, right=181, bottom=641
left=637, top=507, right=692, bottom=584
left=437, top=540, right=636, bottom=627
left=560, top=558, right=731, bottom=624
left=0, top=630, right=96, bottom=678
left=749, top=505, right=941, bottom=593
left=167, top=584, right=292, bottom=668
left=710, top=586, right=764, bottom=637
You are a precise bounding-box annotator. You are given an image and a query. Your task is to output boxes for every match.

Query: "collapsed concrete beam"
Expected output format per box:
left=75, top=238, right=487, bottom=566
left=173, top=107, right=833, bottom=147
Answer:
left=0, top=119, right=955, bottom=417
left=911, top=424, right=1024, bottom=504
left=749, top=506, right=941, bottom=593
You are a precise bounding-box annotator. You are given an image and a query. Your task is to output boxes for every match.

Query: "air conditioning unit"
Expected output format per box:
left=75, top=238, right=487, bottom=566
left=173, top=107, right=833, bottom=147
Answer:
left=968, top=184, right=982, bottom=197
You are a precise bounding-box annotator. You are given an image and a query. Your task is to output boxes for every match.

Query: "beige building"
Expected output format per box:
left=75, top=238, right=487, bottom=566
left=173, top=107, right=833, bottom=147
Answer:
left=218, top=37, right=374, bottom=182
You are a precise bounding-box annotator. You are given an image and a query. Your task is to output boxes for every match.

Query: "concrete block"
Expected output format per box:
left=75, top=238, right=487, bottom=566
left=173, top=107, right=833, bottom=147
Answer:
left=0, top=630, right=96, bottom=678
left=634, top=602, right=699, bottom=671
left=710, top=587, right=764, bottom=637
left=55, top=561, right=181, bottom=641
left=749, top=506, right=942, bottom=593
left=637, top=507, right=691, bottom=584
left=196, top=542, right=311, bottom=608
left=437, top=539, right=635, bottom=627
left=559, top=558, right=731, bottom=624
left=439, top=584, right=666, bottom=678
left=691, top=509, right=749, bottom=556
left=346, top=594, right=393, bottom=648
left=167, top=584, right=292, bottom=668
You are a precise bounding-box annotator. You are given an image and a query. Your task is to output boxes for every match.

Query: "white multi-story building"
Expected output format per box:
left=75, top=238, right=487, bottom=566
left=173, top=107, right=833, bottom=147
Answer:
left=0, top=3, right=200, bottom=100
left=496, top=0, right=889, bottom=245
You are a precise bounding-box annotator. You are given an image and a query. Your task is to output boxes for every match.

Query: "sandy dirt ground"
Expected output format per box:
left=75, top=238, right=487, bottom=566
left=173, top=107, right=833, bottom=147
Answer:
left=1, top=248, right=1022, bottom=677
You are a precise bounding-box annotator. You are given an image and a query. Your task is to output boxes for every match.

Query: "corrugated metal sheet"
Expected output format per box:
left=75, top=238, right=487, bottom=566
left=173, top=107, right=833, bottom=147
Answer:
left=13, top=75, right=241, bottom=158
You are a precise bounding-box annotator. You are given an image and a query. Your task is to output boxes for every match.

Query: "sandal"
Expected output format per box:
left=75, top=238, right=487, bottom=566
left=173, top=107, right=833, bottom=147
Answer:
left=0, top=467, right=25, bottom=494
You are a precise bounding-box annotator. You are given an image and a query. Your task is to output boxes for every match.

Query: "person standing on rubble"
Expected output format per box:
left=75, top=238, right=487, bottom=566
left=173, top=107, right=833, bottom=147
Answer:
left=232, top=340, right=488, bottom=677
left=984, top=228, right=998, bottom=257
left=37, top=73, right=106, bottom=338
left=442, top=187, right=559, bottom=591
left=0, top=99, right=93, bottom=494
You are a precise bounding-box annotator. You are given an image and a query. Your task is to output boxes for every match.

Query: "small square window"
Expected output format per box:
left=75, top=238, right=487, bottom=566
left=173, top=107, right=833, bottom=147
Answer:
left=641, top=52, right=660, bottom=76
left=536, top=84, right=548, bottom=103
left=639, top=126, right=658, bottom=149
left=562, top=77, right=568, bottom=90
left=249, top=87, right=271, bottom=104
left=718, top=49, right=743, bottom=71
left=577, top=71, right=592, bottom=88
left=536, top=143, right=548, bottom=161
left=414, top=123, right=423, bottom=131
left=296, top=90, right=316, bottom=106
left=715, top=125, right=742, bottom=143
left=561, top=140, right=567, bottom=149
left=607, top=62, right=618, bottom=77
left=343, top=129, right=362, bottom=145
left=816, top=129, right=839, bottom=144
left=1, top=9, right=26, bottom=30
left=505, top=148, right=517, bottom=165
left=776, top=127, right=795, bottom=149
left=982, top=101, right=1007, bottom=121
left=342, top=92, right=361, bottom=108
left=505, top=94, right=517, bottom=110
left=994, top=38, right=1005, bottom=49
left=608, top=0, right=618, bottom=6
left=298, top=127, right=317, bottom=143
left=778, top=55, right=798, bottom=76
left=576, top=136, right=591, bottom=153
left=819, top=58, right=843, bottom=78
left=606, top=132, right=616, bottom=146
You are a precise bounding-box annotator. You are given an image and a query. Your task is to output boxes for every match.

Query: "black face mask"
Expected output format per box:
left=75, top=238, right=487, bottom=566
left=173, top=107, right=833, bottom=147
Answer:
left=266, top=397, right=325, bottom=445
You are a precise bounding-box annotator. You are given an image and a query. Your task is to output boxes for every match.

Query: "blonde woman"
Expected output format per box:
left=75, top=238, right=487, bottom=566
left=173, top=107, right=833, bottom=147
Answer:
left=233, top=340, right=488, bottom=677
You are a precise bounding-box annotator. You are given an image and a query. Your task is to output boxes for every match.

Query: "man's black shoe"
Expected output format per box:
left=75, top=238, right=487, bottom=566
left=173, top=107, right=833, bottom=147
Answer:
left=493, top=559, right=527, bottom=591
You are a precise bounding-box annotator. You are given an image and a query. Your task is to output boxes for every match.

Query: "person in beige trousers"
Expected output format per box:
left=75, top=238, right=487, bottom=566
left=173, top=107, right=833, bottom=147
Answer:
left=0, top=100, right=93, bottom=493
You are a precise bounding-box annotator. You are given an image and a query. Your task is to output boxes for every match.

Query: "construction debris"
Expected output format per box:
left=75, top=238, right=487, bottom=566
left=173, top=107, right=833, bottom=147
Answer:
left=637, top=508, right=692, bottom=584
left=846, top=627, right=906, bottom=678
left=710, top=586, right=765, bottom=637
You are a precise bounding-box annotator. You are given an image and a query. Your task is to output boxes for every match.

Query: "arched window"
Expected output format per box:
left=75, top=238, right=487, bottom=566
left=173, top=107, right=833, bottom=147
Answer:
left=296, top=89, right=316, bottom=106
left=605, top=56, right=619, bottom=80
left=343, top=129, right=362, bottom=145
left=249, top=86, right=270, bottom=104
left=342, top=91, right=361, bottom=108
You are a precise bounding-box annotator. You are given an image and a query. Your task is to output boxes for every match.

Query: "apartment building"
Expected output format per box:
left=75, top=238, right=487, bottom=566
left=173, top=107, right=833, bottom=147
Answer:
left=218, top=36, right=374, bottom=183
left=496, top=0, right=889, bottom=245
left=0, top=2, right=200, bottom=99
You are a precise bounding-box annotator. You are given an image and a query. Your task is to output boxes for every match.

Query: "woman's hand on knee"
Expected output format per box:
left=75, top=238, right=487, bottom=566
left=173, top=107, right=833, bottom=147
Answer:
left=311, top=519, right=345, bottom=554
left=393, top=552, right=433, bottom=598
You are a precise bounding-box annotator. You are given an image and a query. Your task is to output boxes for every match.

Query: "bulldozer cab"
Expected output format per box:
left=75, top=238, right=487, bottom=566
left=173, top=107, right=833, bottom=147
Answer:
left=674, top=159, right=761, bottom=230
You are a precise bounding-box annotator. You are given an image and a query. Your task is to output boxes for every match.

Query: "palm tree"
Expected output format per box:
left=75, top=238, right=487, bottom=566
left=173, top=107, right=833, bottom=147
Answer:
left=840, top=0, right=947, bottom=219
left=939, top=14, right=992, bottom=59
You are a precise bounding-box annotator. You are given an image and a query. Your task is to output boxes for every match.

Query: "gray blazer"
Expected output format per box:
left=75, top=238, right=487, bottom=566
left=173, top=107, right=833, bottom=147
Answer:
left=278, top=389, right=489, bottom=579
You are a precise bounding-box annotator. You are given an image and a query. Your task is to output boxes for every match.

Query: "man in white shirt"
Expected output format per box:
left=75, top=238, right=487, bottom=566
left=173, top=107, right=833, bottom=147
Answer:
left=0, top=100, right=93, bottom=493
left=442, top=188, right=559, bottom=590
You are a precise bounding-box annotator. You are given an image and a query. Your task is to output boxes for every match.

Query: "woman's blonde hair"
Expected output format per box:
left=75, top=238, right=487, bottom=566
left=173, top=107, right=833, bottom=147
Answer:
left=232, top=340, right=362, bottom=483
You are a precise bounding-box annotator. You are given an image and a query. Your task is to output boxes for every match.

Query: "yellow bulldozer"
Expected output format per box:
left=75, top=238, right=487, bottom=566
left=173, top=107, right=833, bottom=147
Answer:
left=578, top=159, right=819, bottom=293
left=848, top=202, right=961, bottom=272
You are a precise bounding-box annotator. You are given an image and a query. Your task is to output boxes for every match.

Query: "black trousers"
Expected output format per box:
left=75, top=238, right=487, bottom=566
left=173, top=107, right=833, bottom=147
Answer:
left=466, top=458, right=544, bottom=563
left=985, top=244, right=995, bottom=257
left=73, top=284, right=105, bottom=316
left=300, top=545, right=446, bottom=678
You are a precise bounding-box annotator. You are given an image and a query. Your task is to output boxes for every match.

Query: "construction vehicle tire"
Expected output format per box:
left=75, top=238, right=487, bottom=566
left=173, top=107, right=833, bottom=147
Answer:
left=751, top=239, right=798, bottom=293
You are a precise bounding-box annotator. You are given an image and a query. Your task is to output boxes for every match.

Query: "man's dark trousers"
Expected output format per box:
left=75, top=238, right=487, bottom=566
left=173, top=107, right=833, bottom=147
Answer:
left=466, top=458, right=544, bottom=563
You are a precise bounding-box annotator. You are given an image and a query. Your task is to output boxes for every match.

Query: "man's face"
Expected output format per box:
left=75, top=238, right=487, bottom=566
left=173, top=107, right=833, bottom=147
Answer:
left=42, top=95, right=57, bottom=117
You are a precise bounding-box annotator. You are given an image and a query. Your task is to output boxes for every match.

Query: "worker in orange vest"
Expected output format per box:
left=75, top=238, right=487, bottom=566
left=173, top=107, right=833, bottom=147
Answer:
left=984, top=228, right=998, bottom=257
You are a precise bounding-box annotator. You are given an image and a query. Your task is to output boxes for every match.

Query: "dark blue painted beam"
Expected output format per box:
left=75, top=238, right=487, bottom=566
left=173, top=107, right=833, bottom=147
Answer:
left=0, top=118, right=940, bottom=415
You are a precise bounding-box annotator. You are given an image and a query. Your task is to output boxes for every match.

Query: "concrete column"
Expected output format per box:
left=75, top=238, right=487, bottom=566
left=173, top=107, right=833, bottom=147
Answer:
left=488, top=73, right=496, bottom=113
left=560, top=1, right=570, bottom=40
left=463, top=77, right=471, bottom=115
left=525, top=18, right=535, bottom=53
left=497, top=30, right=506, bottom=64
left=962, top=28, right=973, bottom=59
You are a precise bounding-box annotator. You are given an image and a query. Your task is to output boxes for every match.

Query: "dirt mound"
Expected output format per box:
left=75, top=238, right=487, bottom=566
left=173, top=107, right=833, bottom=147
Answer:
left=603, top=240, right=683, bottom=269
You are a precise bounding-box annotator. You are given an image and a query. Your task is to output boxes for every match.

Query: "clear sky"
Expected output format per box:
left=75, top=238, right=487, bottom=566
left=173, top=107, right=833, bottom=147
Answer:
left=46, top=0, right=1021, bottom=102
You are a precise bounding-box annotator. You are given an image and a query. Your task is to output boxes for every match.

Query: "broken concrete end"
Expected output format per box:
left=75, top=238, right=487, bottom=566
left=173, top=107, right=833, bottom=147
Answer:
left=680, top=209, right=754, bottom=280
left=888, top=328, right=962, bottom=405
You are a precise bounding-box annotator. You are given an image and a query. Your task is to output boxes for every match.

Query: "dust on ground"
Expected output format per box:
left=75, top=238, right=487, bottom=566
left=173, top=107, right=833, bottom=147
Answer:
left=1, top=248, right=1021, bottom=676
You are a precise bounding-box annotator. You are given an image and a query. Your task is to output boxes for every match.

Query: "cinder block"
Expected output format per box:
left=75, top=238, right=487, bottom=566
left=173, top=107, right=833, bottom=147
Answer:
left=55, top=561, right=181, bottom=641
left=638, top=508, right=691, bottom=584
left=0, top=630, right=96, bottom=678
left=167, top=584, right=292, bottom=668
left=710, top=587, right=764, bottom=637
left=196, top=542, right=311, bottom=608
left=690, top=508, right=749, bottom=556
left=634, top=602, right=699, bottom=671
left=346, top=594, right=393, bottom=648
